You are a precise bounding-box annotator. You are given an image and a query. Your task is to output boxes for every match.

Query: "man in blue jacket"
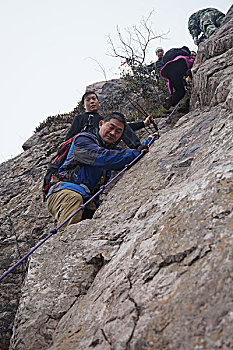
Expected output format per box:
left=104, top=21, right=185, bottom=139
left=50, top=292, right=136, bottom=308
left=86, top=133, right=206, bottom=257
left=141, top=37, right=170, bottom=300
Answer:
left=47, top=112, right=150, bottom=230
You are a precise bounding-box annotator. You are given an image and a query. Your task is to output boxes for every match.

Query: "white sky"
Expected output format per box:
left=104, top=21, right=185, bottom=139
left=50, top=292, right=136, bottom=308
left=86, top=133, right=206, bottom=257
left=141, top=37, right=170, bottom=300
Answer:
left=0, top=0, right=231, bottom=163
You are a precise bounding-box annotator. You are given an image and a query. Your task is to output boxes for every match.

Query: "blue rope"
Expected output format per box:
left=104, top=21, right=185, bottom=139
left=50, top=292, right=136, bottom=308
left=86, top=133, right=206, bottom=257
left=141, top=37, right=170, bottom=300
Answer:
left=0, top=101, right=180, bottom=282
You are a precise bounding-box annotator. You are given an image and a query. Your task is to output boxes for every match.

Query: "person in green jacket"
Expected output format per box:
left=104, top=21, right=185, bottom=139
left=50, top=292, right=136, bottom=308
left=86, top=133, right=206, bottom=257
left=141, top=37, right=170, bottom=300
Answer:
left=188, top=8, right=225, bottom=45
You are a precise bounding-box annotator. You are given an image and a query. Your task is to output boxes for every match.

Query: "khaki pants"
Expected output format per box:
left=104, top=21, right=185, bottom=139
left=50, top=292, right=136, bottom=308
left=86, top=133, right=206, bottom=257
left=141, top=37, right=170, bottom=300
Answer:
left=47, top=189, right=96, bottom=230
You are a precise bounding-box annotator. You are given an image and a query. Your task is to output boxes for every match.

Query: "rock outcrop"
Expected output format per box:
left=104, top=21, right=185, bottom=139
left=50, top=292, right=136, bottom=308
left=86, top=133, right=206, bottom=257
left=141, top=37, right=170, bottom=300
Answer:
left=0, top=6, right=232, bottom=350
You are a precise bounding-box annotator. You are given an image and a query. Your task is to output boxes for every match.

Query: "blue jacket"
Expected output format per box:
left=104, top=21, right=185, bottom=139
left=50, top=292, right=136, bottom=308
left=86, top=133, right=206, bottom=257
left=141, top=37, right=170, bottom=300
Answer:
left=47, top=131, right=142, bottom=201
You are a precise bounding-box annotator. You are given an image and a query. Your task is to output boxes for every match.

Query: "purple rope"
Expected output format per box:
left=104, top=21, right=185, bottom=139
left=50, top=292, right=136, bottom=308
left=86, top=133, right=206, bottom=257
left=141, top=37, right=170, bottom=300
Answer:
left=149, top=100, right=181, bottom=143
left=0, top=229, right=57, bottom=281
left=0, top=102, right=180, bottom=282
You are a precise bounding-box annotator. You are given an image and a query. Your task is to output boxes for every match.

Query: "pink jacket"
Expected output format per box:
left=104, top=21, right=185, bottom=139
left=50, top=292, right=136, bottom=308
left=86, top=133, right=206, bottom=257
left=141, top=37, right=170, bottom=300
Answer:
left=160, top=56, right=195, bottom=94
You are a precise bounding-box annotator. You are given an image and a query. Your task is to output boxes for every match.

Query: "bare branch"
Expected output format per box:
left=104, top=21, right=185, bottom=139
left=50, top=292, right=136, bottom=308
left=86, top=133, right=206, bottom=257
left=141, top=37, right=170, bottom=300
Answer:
left=86, top=57, right=108, bottom=81
left=107, top=35, right=127, bottom=60
left=117, top=25, right=134, bottom=59
left=108, top=9, right=167, bottom=66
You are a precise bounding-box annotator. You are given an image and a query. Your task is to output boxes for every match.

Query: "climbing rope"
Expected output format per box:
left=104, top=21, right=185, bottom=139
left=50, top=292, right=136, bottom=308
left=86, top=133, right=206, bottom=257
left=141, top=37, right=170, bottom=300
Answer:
left=0, top=101, right=180, bottom=282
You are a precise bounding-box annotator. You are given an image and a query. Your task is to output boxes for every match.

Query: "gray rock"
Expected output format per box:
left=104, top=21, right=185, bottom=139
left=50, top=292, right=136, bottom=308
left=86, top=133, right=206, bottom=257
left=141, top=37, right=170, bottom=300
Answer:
left=9, top=104, right=233, bottom=350
left=0, top=5, right=232, bottom=350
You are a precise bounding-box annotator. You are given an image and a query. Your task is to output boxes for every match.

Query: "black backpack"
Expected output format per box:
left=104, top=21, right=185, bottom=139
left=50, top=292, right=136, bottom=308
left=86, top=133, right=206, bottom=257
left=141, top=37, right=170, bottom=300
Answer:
left=163, top=46, right=191, bottom=65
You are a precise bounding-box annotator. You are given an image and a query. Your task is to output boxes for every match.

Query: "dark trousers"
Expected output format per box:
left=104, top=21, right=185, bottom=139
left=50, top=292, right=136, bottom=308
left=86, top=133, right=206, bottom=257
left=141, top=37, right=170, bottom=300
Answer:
left=163, top=59, right=188, bottom=106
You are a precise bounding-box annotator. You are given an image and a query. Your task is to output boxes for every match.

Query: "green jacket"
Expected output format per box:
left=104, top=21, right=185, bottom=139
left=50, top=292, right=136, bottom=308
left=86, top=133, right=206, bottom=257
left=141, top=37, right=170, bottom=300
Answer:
left=188, top=8, right=225, bottom=38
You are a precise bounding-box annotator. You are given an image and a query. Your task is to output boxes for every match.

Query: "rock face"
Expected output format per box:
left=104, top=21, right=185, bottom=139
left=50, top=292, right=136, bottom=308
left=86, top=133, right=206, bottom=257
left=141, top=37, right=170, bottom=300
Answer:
left=0, top=6, right=232, bottom=350
left=0, top=122, right=71, bottom=350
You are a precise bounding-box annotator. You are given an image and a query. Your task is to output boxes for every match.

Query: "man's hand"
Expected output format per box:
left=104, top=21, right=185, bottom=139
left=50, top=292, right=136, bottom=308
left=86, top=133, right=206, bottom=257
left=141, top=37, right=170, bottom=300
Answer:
left=144, top=115, right=152, bottom=127
left=144, top=115, right=158, bottom=132
left=150, top=132, right=160, bottom=140
left=144, top=115, right=154, bottom=127
left=137, top=144, right=149, bottom=154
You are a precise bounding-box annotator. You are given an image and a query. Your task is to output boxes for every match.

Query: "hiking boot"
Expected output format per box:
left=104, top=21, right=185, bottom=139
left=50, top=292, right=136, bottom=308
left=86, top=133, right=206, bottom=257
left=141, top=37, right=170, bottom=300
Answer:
left=163, top=96, right=173, bottom=110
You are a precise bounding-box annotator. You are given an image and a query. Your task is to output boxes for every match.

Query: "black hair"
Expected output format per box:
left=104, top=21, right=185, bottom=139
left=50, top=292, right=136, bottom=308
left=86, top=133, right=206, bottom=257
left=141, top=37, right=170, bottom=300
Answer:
left=103, top=112, right=126, bottom=130
left=81, top=91, right=99, bottom=105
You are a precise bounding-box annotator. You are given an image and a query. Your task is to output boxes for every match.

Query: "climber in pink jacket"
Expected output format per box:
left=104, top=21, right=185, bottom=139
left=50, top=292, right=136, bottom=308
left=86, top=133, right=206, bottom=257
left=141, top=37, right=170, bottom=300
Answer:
left=160, top=46, right=195, bottom=110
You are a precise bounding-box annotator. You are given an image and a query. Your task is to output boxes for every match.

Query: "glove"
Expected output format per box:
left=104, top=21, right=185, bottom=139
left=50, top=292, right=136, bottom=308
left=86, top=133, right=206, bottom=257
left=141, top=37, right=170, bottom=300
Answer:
left=137, top=144, right=149, bottom=154
left=150, top=132, right=159, bottom=140
left=194, top=37, right=200, bottom=45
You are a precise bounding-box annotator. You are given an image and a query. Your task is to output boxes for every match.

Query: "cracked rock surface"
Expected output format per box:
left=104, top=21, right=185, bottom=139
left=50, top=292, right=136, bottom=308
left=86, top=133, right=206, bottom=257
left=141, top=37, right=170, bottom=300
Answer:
left=0, top=5, right=232, bottom=350
left=9, top=104, right=233, bottom=350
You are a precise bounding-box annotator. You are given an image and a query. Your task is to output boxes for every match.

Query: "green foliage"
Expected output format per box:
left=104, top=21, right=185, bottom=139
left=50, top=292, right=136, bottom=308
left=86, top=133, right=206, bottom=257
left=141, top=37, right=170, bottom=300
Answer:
left=35, top=100, right=84, bottom=133
left=153, top=104, right=167, bottom=116
left=119, top=61, right=169, bottom=118
left=100, top=88, right=128, bottom=115
left=97, top=61, right=170, bottom=121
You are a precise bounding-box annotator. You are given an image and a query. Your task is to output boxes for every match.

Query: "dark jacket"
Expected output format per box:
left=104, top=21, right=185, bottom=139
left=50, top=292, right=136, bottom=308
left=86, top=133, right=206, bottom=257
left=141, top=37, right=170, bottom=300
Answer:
left=48, top=131, right=142, bottom=201
left=65, top=112, right=142, bottom=149
left=155, top=57, right=164, bottom=71
left=129, top=121, right=145, bottom=131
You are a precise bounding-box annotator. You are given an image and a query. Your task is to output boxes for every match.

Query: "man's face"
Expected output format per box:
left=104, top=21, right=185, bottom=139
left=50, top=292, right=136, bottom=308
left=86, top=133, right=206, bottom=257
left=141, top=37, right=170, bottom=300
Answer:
left=156, top=49, right=164, bottom=58
left=99, top=118, right=124, bottom=144
left=83, top=94, right=99, bottom=112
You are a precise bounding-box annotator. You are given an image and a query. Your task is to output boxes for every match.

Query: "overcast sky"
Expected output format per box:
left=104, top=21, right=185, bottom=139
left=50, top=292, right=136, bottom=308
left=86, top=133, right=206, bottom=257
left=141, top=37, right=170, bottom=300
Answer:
left=0, top=0, right=231, bottom=163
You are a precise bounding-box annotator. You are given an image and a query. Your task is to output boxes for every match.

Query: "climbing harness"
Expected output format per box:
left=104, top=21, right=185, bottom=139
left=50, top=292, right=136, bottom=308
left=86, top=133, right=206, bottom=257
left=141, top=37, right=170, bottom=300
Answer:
left=0, top=101, right=180, bottom=282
